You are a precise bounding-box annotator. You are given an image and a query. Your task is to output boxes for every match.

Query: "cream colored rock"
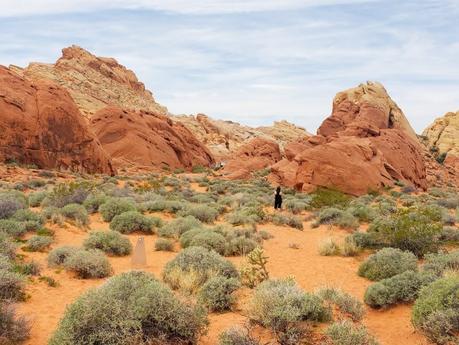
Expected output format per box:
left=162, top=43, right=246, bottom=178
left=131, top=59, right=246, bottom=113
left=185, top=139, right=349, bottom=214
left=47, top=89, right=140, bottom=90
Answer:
left=423, top=111, right=459, bottom=156
left=12, top=45, right=167, bottom=117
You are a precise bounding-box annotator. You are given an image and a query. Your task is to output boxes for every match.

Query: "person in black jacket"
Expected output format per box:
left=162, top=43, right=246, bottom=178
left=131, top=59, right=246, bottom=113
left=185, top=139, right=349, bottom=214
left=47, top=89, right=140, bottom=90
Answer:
left=274, top=186, right=282, bottom=210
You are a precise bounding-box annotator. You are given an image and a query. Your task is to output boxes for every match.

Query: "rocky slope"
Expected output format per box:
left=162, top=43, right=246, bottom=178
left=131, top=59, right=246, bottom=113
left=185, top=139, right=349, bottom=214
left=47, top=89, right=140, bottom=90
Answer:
left=10, top=45, right=167, bottom=117
left=174, top=114, right=310, bottom=159
left=91, top=107, right=214, bottom=170
left=0, top=65, right=115, bottom=174
left=267, top=82, right=427, bottom=195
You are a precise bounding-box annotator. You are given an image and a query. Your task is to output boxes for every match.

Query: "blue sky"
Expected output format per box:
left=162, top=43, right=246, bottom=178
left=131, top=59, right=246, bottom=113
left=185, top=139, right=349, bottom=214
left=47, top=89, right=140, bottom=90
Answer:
left=0, top=0, right=458, bottom=133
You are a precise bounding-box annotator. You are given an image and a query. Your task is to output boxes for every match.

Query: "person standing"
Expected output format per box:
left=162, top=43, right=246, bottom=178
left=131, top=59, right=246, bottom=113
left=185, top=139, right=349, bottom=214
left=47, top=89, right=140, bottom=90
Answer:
left=274, top=186, right=283, bottom=210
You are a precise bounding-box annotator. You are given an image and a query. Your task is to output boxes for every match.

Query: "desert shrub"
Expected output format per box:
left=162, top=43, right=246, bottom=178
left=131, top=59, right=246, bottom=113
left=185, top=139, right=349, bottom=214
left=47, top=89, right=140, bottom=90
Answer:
left=423, top=250, right=459, bottom=276
left=185, top=231, right=226, bottom=255
left=179, top=228, right=210, bottom=248
left=11, top=209, right=43, bottom=226
left=60, top=203, right=89, bottom=226
left=28, top=191, right=47, bottom=207
left=83, top=231, right=132, bottom=256
left=249, top=278, right=330, bottom=342
left=47, top=181, right=93, bottom=207
left=163, top=246, right=238, bottom=294
left=14, top=261, right=41, bottom=276
left=367, top=207, right=443, bottom=257
left=142, top=199, right=187, bottom=213
left=0, top=269, right=25, bottom=301
left=0, top=256, right=12, bottom=271
left=226, top=210, right=259, bottom=226
left=159, top=216, right=202, bottom=238
left=83, top=193, right=108, bottom=214
left=341, top=236, right=361, bottom=257
left=439, top=226, right=459, bottom=243
left=47, top=246, right=79, bottom=267
left=318, top=238, right=341, bottom=256
left=99, top=198, right=137, bottom=222
left=197, top=276, right=240, bottom=312
left=180, top=204, right=219, bottom=223
left=270, top=213, right=303, bottom=230
left=49, top=271, right=208, bottom=345
left=240, top=247, right=270, bottom=288
left=155, top=238, right=174, bottom=251
left=259, top=230, right=273, bottom=240
left=64, top=249, right=112, bottom=279
left=310, top=188, right=351, bottom=209
left=364, top=271, right=436, bottom=308
left=218, top=326, right=260, bottom=345
left=358, top=248, right=418, bottom=281
left=347, top=204, right=377, bottom=222
left=325, top=320, right=379, bottom=345
left=0, top=220, right=26, bottom=238
left=0, top=234, right=16, bottom=260
left=284, top=199, right=309, bottom=214
left=313, top=207, right=358, bottom=229
left=24, top=235, right=52, bottom=252
left=412, top=276, right=459, bottom=327
left=419, top=309, right=459, bottom=345
left=0, top=194, right=25, bottom=219
left=0, top=302, right=30, bottom=343
left=109, top=211, right=154, bottom=234
left=317, top=288, right=364, bottom=321
left=224, top=235, right=258, bottom=256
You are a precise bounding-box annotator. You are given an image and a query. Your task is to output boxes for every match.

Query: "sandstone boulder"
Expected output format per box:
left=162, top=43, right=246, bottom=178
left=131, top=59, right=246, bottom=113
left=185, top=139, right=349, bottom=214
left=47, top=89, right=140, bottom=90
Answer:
left=0, top=65, right=115, bottom=174
left=91, top=106, right=214, bottom=170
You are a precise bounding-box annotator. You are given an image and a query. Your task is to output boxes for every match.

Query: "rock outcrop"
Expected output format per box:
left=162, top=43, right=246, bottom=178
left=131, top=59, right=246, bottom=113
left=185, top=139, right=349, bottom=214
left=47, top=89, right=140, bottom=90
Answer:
left=221, top=138, right=281, bottom=180
left=12, top=45, right=167, bottom=117
left=174, top=114, right=310, bottom=160
left=91, top=107, right=214, bottom=170
left=269, top=82, right=427, bottom=195
left=0, top=66, right=115, bottom=174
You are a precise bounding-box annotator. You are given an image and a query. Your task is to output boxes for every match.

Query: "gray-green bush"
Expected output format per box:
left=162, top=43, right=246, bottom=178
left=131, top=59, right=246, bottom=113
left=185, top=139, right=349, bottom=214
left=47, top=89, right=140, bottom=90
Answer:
left=99, top=198, right=136, bottom=222
left=63, top=249, right=112, bottom=279
left=197, top=276, right=240, bottom=312
left=109, top=211, right=154, bottom=234
left=83, top=231, right=132, bottom=256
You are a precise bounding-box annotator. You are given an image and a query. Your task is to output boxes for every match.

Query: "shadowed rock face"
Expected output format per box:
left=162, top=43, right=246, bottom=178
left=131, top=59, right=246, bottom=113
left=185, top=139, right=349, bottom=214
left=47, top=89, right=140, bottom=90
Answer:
left=91, top=106, right=214, bottom=170
left=13, top=45, right=167, bottom=118
left=0, top=66, right=115, bottom=174
left=269, top=82, right=427, bottom=195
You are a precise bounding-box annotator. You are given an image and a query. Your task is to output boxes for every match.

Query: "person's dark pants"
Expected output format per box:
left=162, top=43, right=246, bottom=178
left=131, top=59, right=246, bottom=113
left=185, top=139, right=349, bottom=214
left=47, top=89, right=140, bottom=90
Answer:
left=274, top=197, right=282, bottom=210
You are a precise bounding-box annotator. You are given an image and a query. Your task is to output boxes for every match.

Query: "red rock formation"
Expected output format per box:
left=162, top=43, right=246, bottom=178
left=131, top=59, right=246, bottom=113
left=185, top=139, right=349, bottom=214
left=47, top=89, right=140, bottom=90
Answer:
left=222, top=138, right=281, bottom=179
left=0, top=65, right=115, bottom=174
left=91, top=106, right=214, bottom=170
left=269, top=82, right=427, bottom=195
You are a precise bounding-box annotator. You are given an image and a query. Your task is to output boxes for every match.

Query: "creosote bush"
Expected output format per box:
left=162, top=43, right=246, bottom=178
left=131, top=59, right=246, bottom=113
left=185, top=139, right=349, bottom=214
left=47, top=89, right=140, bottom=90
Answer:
left=83, top=231, right=132, bottom=256
left=197, top=276, right=240, bottom=312
left=270, top=213, right=303, bottom=230
left=0, top=220, right=27, bottom=238
left=317, top=287, right=364, bottom=321
left=24, top=235, right=53, bottom=252
left=218, top=326, right=260, bottom=345
left=60, top=203, right=89, bottom=226
left=0, top=302, right=30, bottom=344
left=99, top=198, right=137, bottom=222
left=180, top=204, right=219, bottom=223
left=358, top=248, right=418, bottom=281
left=159, top=216, right=202, bottom=238
left=47, top=246, right=79, bottom=267
left=325, top=320, right=379, bottom=345
left=49, top=271, right=208, bottom=345
left=109, top=211, right=154, bottom=234
left=63, top=249, right=112, bottom=279
left=155, top=238, right=174, bottom=251
left=0, top=269, right=25, bottom=301
left=310, top=188, right=350, bottom=209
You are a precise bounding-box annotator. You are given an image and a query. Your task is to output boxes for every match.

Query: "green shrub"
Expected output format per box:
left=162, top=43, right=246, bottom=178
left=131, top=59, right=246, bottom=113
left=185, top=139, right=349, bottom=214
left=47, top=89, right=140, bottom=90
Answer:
left=0, top=220, right=26, bottom=238
left=46, top=181, right=92, bottom=207
left=341, top=237, right=361, bottom=257
left=197, top=276, right=240, bottom=312
left=64, top=249, right=112, bottom=279
left=270, top=213, right=303, bottom=230
left=155, top=238, right=174, bottom=251
left=317, top=287, right=364, bottom=321
left=358, top=248, right=418, bottom=281
left=11, top=209, right=43, bottom=226
left=60, top=203, right=89, bottom=226
left=419, top=309, right=459, bottom=345
left=325, top=320, right=379, bottom=345
left=318, top=238, right=341, bottom=256
left=49, top=271, right=208, bottom=345
left=412, top=276, right=459, bottom=327
left=348, top=204, right=377, bottom=222
left=185, top=231, right=226, bottom=255
left=248, top=278, right=330, bottom=342
left=0, top=234, right=16, bottom=260
left=218, top=327, right=259, bottom=345
left=0, top=256, right=12, bottom=271
left=109, top=211, right=153, bottom=234
left=28, top=191, right=47, bottom=207
left=24, top=235, right=53, bottom=252
left=0, top=269, right=25, bottom=301
left=439, top=226, right=459, bottom=243
left=310, top=188, right=351, bottom=209
left=158, top=216, right=202, bottom=238
left=0, top=302, right=30, bottom=343
left=99, top=198, right=136, bottom=222
left=163, top=246, right=239, bottom=294
left=284, top=199, right=309, bottom=214
left=83, top=193, right=108, bottom=214
left=313, top=207, right=358, bottom=229
left=364, top=271, right=436, bottom=308
left=423, top=250, right=459, bottom=276
left=0, top=193, right=26, bottom=219
left=83, top=231, right=132, bottom=256
left=48, top=246, right=79, bottom=267
left=180, top=205, right=219, bottom=223
left=224, top=235, right=258, bottom=256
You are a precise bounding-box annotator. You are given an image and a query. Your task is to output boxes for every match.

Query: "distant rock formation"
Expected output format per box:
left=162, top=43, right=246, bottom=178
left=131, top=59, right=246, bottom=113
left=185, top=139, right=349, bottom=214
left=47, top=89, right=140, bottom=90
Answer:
left=0, top=66, right=115, bottom=174
left=91, top=106, right=214, bottom=170
left=269, top=82, right=427, bottom=195
left=174, top=114, right=310, bottom=159
left=11, top=45, right=167, bottom=117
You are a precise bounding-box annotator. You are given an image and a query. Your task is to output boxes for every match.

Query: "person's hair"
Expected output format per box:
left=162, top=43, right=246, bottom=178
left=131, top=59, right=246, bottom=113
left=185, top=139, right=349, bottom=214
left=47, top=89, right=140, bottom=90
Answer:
left=276, top=187, right=281, bottom=194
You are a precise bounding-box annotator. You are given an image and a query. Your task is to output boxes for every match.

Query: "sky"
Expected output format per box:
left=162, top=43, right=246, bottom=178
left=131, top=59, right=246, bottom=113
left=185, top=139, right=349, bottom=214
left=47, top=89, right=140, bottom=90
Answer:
left=0, top=0, right=458, bottom=133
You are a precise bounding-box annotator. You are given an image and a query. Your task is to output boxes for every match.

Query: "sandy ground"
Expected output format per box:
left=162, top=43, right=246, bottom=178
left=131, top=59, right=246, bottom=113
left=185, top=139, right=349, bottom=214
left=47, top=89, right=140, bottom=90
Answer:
left=10, top=175, right=431, bottom=345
